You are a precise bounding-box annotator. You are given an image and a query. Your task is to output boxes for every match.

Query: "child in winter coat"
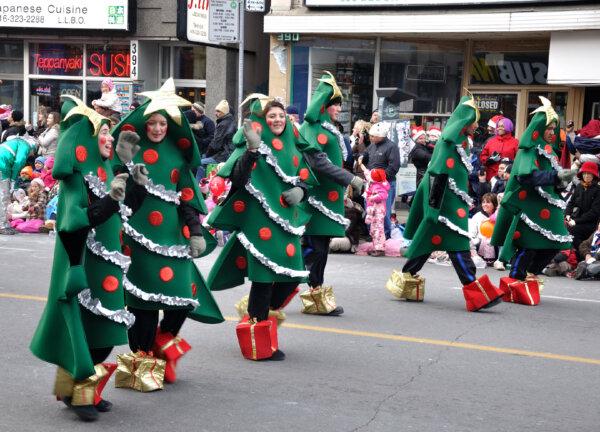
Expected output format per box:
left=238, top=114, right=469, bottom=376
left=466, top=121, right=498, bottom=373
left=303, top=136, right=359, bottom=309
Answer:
left=16, top=166, right=33, bottom=190
left=40, top=156, right=56, bottom=190
left=7, top=188, right=29, bottom=221
left=468, top=192, right=498, bottom=265
left=33, top=156, right=46, bottom=175
left=363, top=167, right=390, bottom=257
left=10, top=178, right=47, bottom=233
left=91, top=78, right=122, bottom=117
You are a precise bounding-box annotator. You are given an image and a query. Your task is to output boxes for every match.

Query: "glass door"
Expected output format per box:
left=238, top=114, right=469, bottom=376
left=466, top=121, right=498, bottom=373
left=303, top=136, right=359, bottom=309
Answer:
left=470, top=91, right=519, bottom=149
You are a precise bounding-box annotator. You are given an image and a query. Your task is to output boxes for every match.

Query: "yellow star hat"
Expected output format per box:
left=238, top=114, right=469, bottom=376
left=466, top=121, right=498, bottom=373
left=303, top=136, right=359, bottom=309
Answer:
left=60, top=94, right=107, bottom=136
left=531, top=96, right=559, bottom=126
left=137, top=78, right=191, bottom=126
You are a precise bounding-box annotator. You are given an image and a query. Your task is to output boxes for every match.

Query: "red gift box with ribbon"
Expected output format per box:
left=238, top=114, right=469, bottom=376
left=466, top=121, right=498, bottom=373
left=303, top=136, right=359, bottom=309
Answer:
left=463, top=274, right=504, bottom=312
left=155, top=330, right=191, bottom=361
left=236, top=316, right=278, bottom=360
left=500, top=277, right=540, bottom=306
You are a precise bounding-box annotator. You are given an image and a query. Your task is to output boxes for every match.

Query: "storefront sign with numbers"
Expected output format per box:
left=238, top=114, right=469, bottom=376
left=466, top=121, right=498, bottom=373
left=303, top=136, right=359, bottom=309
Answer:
left=245, top=0, right=265, bottom=12
left=0, top=0, right=129, bottom=30
left=209, top=0, right=239, bottom=43
left=130, top=40, right=138, bottom=80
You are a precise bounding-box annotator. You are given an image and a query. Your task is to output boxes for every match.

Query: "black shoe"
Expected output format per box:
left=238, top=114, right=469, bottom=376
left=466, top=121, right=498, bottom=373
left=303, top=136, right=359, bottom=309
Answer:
left=71, top=404, right=99, bottom=422
left=0, top=227, right=17, bottom=235
left=481, top=297, right=502, bottom=310
left=267, top=349, right=286, bottom=361
left=60, top=396, right=72, bottom=408
left=327, top=306, right=344, bottom=316
left=95, top=399, right=112, bottom=412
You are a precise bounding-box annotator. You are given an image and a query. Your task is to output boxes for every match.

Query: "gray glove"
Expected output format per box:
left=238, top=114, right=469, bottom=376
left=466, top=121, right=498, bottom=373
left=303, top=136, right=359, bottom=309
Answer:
left=109, top=173, right=129, bottom=201
left=350, top=176, right=365, bottom=195
left=282, top=186, right=304, bottom=206
left=131, top=163, right=149, bottom=186
left=242, top=119, right=261, bottom=151
left=190, top=122, right=203, bottom=131
left=190, top=235, right=206, bottom=258
left=116, top=130, right=141, bottom=164
left=557, top=168, right=578, bottom=183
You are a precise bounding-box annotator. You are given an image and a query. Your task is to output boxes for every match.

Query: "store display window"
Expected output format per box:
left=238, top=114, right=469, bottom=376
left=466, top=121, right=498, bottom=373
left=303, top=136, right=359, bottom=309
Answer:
left=470, top=51, right=549, bottom=86
left=0, top=42, right=24, bottom=110
left=173, top=46, right=207, bottom=80
left=29, top=43, right=83, bottom=77
left=379, top=40, right=463, bottom=117
left=0, top=80, right=23, bottom=111
left=0, top=41, right=23, bottom=74
left=528, top=91, right=568, bottom=127
left=30, top=79, right=83, bottom=113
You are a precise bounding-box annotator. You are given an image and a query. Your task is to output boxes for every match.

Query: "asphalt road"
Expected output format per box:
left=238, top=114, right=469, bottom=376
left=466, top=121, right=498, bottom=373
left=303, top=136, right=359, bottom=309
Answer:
left=1, top=234, right=599, bottom=432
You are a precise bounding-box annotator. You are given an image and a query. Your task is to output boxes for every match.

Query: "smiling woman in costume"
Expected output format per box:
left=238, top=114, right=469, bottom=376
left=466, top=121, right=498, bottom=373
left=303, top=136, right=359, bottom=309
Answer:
left=30, top=95, right=148, bottom=422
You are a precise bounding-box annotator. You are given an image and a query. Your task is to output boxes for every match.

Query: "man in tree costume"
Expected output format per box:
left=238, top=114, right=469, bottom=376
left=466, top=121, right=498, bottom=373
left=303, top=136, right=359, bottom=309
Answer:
left=397, top=95, right=504, bottom=312
left=298, top=72, right=364, bottom=316
left=207, top=95, right=317, bottom=360
left=112, top=79, right=223, bottom=387
left=491, top=96, right=577, bottom=306
left=30, top=95, right=148, bottom=421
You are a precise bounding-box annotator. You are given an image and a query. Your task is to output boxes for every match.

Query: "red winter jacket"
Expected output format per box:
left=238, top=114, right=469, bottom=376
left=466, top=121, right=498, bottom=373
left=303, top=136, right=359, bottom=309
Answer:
left=480, top=133, right=519, bottom=180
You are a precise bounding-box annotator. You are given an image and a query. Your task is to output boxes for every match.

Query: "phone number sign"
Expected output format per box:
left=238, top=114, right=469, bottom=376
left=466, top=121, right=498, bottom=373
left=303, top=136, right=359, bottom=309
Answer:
left=0, top=0, right=129, bottom=30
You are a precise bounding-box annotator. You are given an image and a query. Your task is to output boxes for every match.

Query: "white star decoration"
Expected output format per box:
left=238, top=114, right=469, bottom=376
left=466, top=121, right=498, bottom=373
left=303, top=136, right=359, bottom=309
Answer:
left=137, top=78, right=191, bottom=126
left=531, top=96, right=559, bottom=126
left=61, top=94, right=107, bottom=136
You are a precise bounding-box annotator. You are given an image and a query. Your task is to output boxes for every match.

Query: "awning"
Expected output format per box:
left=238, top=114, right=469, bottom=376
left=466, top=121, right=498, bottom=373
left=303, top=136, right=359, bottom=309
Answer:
left=547, top=30, right=600, bottom=85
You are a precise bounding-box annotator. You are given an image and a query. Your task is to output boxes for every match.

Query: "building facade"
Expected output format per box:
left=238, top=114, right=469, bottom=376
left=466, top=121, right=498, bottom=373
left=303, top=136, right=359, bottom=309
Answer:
left=0, top=0, right=270, bottom=123
left=265, top=0, right=600, bottom=136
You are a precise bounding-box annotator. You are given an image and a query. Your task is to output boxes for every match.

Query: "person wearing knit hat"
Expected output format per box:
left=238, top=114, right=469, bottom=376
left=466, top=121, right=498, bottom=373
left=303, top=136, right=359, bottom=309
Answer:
left=16, top=165, right=34, bottom=190
left=110, top=78, right=223, bottom=386
left=395, top=95, right=504, bottom=311
left=1, top=110, right=26, bottom=142
left=34, top=156, right=47, bottom=173
left=198, top=99, right=235, bottom=179
left=408, top=125, right=433, bottom=188
left=296, top=72, right=365, bottom=316
left=362, top=167, right=390, bottom=257
left=480, top=117, right=519, bottom=181
left=92, top=78, right=122, bottom=116
left=185, top=101, right=215, bottom=165
left=562, top=161, right=600, bottom=254
left=492, top=96, right=578, bottom=306
left=30, top=95, right=148, bottom=421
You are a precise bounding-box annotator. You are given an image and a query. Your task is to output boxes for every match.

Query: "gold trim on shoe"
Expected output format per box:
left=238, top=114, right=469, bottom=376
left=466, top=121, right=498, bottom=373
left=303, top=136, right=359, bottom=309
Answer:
left=386, top=271, right=425, bottom=301
left=299, top=285, right=337, bottom=314
left=115, top=352, right=165, bottom=392
left=71, top=364, right=109, bottom=407
left=53, top=367, right=75, bottom=399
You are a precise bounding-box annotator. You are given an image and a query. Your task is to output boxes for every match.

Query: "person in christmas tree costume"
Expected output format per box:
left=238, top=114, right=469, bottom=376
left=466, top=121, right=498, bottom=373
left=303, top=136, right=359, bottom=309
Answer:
left=398, top=95, right=504, bottom=312
left=112, top=79, right=224, bottom=386
left=30, top=95, right=149, bottom=421
left=297, top=72, right=364, bottom=316
left=491, top=96, right=577, bottom=306
left=207, top=95, right=319, bottom=361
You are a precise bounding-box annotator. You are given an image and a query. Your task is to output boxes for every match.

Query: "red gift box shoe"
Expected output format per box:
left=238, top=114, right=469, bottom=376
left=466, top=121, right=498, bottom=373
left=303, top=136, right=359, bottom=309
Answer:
left=463, top=274, right=504, bottom=312
left=154, top=329, right=191, bottom=383
left=500, top=277, right=540, bottom=306
left=236, top=316, right=279, bottom=361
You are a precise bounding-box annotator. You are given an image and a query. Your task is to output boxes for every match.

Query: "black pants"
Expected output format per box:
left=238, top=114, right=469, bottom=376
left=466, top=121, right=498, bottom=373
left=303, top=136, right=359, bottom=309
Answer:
left=510, top=248, right=557, bottom=280
left=303, top=235, right=331, bottom=288
left=89, top=346, right=112, bottom=365
left=247, top=281, right=298, bottom=322
left=402, top=250, right=476, bottom=286
left=127, top=308, right=189, bottom=352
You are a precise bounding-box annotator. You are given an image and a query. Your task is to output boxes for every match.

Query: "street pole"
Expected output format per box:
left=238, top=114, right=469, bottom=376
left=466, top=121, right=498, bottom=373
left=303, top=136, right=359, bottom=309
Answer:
left=237, top=0, right=245, bottom=127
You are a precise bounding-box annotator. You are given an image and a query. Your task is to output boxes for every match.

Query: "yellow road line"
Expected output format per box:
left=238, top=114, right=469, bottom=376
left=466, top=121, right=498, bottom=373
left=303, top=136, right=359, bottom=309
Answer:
left=3, top=292, right=599, bottom=366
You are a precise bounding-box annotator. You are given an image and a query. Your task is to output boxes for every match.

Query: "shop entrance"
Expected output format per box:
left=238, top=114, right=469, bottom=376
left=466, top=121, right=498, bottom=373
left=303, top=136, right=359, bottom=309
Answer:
left=470, top=91, right=518, bottom=148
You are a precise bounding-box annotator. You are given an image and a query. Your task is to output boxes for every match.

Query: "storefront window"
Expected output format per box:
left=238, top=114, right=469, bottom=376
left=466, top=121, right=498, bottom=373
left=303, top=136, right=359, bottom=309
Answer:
left=176, top=87, right=206, bottom=104
left=379, top=40, right=464, bottom=117
left=161, top=46, right=171, bottom=80
left=528, top=91, right=568, bottom=127
left=471, top=51, right=548, bottom=86
left=306, top=38, right=375, bottom=132
left=173, top=46, right=206, bottom=80
left=0, top=80, right=24, bottom=111
left=29, top=43, right=83, bottom=77
left=86, top=45, right=131, bottom=78
left=30, top=79, right=83, bottom=113
left=471, top=92, right=518, bottom=147
left=0, top=41, right=23, bottom=74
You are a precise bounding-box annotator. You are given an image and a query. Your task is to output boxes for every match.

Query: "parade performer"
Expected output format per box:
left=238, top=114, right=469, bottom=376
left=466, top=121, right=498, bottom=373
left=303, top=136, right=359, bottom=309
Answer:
left=112, top=79, right=224, bottom=388
left=491, top=96, right=577, bottom=306
left=392, top=95, right=504, bottom=311
left=30, top=96, right=148, bottom=421
left=298, top=72, right=364, bottom=316
left=207, top=95, right=317, bottom=361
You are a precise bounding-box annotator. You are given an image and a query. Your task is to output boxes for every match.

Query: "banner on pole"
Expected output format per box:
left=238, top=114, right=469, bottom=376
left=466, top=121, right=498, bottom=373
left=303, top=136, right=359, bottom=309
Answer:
left=209, top=0, right=239, bottom=43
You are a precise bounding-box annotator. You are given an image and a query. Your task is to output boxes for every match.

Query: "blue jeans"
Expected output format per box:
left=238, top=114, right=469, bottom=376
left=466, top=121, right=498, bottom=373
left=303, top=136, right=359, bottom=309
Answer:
left=196, top=156, right=218, bottom=182
left=384, top=180, right=396, bottom=239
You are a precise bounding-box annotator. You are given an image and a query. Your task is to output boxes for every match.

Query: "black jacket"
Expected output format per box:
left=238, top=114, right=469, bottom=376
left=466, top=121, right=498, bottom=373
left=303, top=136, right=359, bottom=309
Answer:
left=566, top=182, right=600, bottom=226
left=184, top=110, right=216, bottom=156
left=363, top=137, right=401, bottom=182
left=206, top=113, right=236, bottom=162
left=408, top=144, right=432, bottom=186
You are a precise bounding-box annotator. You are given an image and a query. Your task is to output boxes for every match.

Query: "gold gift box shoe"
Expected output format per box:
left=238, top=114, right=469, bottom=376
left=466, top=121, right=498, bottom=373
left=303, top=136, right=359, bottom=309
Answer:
left=235, top=294, right=287, bottom=326
left=300, top=285, right=343, bottom=315
left=115, top=351, right=165, bottom=392
left=386, top=271, right=425, bottom=302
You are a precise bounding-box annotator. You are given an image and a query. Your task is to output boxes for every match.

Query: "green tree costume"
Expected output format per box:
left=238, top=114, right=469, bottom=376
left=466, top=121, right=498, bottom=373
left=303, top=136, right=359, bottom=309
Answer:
left=112, top=81, right=223, bottom=323
left=207, top=96, right=315, bottom=289
left=30, top=96, right=134, bottom=381
left=491, top=97, right=572, bottom=265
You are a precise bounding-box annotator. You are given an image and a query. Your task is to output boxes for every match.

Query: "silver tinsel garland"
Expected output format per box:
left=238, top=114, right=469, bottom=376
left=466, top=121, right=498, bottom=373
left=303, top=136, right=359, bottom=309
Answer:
left=535, top=186, right=566, bottom=209
left=321, top=121, right=348, bottom=161
left=86, top=229, right=131, bottom=272
left=308, top=196, right=350, bottom=227
left=123, top=277, right=200, bottom=308
left=245, top=183, right=306, bottom=236
left=537, top=146, right=563, bottom=171
left=438, top=215, right=472, bottom=239
left=519, top=213, right=573, bottom=243
left=78, top=288, right=136, bottom=328
left=455, top=145, right=474, bottom=172
left=125, top=162, right=181, bottom=204
left=448, top=178, right=474, bottom=206
left=237, top=232, right=309, bottom=278
left=258, top=143, right=301, bottom=186
left=122, top=222, right=192, bottom=258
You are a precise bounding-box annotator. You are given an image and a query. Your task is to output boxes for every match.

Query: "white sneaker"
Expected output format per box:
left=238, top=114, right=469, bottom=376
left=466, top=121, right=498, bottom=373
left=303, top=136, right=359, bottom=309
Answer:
left=493, top=260, right=505, bottom=271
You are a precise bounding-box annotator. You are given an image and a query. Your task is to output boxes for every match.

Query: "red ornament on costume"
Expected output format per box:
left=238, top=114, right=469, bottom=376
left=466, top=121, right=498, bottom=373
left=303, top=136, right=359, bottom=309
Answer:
left=513, top=231, right=521, bottom=240
left=177, top=138, right=191, bottom=150
left=518, top=190, right=527, bottom=200
left=182, top=225, right=190, bottom=239
left=102, top=275, right=119, bottom=293
left=251, top=122, right=262, bottom=134
left=259, top=227, right=272, bottom=241
left=532, top=131, right=540, bottom=140
left=317, top=134, right=328, bottom=145
left=233, top=200, right=246, bottom=213
left=159, top=267, right=174, bottom=282
left=446, top=158, right=455, bottom=169
left=272, top=138, right=284, bottom=151
left=121, top=124, right=136, bottom=132
left=456, top=208, right=466, bottom=218
left=97, top=167, right=107, bottom=182
left=143, top=149, right=159, bottom=164
left=292, top=155, right=299, bottom=167
left=286, top=244, right=295, bottom=257
left=235, top=256, right=247, bottom=270
left=209, top=176, right=225, bottom=197
left=75, top=146, right=87, bottom=162
left=328, top=191, right=339, bottom=202
left=191, top=283, right=197, bottom=296
left=122, top=245, right=132, bottom=256
left=170, top=169, right=180, bottom=184
left=540, top=208, right=551, bottom=220
left=544, top=145, right=553, bottom=154
left=148, top=211, right=164, bottom=226
left=431, top=235, right=442, bottom=245
left=299, top=168, right=309, bottom=180
left=180, top=187, right=194, bottom=201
